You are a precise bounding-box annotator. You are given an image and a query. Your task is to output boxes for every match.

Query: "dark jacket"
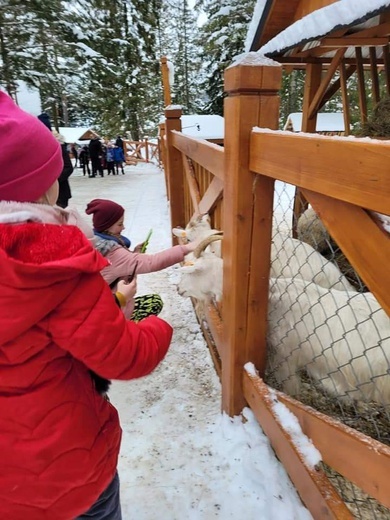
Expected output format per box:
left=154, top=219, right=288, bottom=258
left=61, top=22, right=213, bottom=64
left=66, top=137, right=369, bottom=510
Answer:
left=57, top=143, right=74, bottom=208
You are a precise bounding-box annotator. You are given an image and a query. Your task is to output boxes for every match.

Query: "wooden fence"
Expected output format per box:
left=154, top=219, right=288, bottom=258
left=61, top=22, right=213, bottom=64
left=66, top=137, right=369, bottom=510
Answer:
left=161, top=58, right=390, bottom=519
left=123, top=138, right=159, bottom=165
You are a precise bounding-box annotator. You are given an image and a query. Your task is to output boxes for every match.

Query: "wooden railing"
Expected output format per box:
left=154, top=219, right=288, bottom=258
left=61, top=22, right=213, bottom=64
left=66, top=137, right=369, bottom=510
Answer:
left=161, top=58, right=390, bottom=519
left=123, top=138, right=159, bottom=165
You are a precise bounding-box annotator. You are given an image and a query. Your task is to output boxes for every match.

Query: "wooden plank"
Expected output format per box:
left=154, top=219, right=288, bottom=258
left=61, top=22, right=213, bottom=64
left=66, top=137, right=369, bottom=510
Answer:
left=320, top=37, right=389, bottom=47
left=160, top=56, right=172, bottom=106
left=302, top=189, right=390, bottom=316
left=383, top=45, right=390, bottom=96
left=249, top=131, right=390, bottom=214
left=369, top=47, right=381, bottom=105
left=198, top=176, right=224, bottom=216
left=171, top=131, right=225, bottom=180
left=317, top=64, right=356, bottom=112
left=243, top=371, right=353, bottom=519
left=182, top=155, right=201, bottom=215
left=355, top=46, right=368, bottom=124
left=273, top=389, right=390, bottom=509
left=302, top=63, right=322, bottom=133
left=245, top=174, right=274, bottom=377
left=308, top=48, right=346, bottom=120
left=339, top=62, right=351, bottom=135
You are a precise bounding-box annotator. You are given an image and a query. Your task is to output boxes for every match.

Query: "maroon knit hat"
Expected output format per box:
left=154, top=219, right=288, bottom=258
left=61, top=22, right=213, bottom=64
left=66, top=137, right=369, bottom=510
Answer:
left=85, top=199, right=125, bottom=232
left=0, top=91, right=63, bottom=202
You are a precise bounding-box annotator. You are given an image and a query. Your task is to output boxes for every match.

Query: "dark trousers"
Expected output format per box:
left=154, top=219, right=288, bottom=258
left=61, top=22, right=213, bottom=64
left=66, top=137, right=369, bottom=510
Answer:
left=91, top=156, right=103, bottom=176
left=76, top=472, right=122, bottom=519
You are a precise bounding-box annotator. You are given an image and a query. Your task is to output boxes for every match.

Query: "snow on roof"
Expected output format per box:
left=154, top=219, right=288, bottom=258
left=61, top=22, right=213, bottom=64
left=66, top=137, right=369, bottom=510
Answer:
left=181, top=115, right=224, bottom=140
left=284, top=112, right=345, bottom=132
left=160, top=113, right=224, bottom=140
left=58, top=127, right=100, bottom=143
left=259, top=0, right=390, bottom=57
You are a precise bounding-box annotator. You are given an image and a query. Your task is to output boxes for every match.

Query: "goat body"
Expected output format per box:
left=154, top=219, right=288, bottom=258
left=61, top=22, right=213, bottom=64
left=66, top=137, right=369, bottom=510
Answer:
left=177, top=251, right=223, bottom=302
left=271, top=233, right=356, bottom=291
left=268, top=277, right=390, bottom=406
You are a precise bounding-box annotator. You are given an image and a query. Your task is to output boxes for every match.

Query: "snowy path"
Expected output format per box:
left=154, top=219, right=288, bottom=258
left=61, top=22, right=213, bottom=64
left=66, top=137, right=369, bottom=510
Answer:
left=69, top=163, right=312, bottom=520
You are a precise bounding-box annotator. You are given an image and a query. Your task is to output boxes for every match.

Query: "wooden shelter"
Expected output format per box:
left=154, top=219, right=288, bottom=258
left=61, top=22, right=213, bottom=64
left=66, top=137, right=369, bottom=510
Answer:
left=159, top=1, right=390, bottom=517
left=248, top=0, right=390, bottom=135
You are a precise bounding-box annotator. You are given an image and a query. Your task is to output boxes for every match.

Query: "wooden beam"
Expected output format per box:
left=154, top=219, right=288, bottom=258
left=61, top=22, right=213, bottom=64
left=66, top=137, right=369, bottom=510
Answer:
left=382, top=44, right=390, bottom=96
left=317, top=64, right=356, bottom=111
left=302, top=189, right=390, bottom=316
left=171, top=131, right=225, bottom=181
left=320, top=37, right=389, bottom=47
left=369, top=47, right=381, bottom=106
left=308, top=48, right=346, bottom=119
left=249, top=131, right=390, bottom=215
left=355, top=47, right=368, bottom=124
left=273, top=389, right=390, bottom=509
left=302, top=63, right=322, bottom=133
left=160, top=56, right=172, bottom=107
left=182, top=156, right=201, bottom=215
left=243, top=371, right=353, bottom=519
left=198, top=176, right=224, bottom=216
left=339, top=62, right=351, bottom=135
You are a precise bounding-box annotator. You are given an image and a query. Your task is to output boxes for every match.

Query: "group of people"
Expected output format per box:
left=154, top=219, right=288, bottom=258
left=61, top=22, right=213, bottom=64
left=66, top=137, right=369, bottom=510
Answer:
left=0, top=92, right=200, bottom=519
left=78, top=137, right=126, bottom=178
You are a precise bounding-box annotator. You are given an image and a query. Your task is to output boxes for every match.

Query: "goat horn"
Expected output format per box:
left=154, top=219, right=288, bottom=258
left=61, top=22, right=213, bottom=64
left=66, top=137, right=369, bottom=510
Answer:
left=193, top=234, right=223, bottom=259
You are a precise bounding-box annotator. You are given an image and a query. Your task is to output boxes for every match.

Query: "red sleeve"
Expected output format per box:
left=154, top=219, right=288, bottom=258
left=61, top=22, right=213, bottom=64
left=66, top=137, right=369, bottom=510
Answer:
left=46, top=273, right=173, bottom=380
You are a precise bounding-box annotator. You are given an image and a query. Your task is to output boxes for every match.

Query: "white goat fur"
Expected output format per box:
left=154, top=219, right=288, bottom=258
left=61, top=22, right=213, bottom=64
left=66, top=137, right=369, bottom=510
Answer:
left=268, top=277, right=390, bottom=406
left=172, top=214, right=222, bottom=256
left=177, top=251, right=223, bottom=302
left=177, top=235, right=355, bottom=304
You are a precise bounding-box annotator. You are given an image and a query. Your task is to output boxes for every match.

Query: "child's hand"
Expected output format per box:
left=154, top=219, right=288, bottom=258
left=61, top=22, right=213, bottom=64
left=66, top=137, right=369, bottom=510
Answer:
left=133, top=242, right=145, bottom=253
left=117, top=278, right=137, bottom=302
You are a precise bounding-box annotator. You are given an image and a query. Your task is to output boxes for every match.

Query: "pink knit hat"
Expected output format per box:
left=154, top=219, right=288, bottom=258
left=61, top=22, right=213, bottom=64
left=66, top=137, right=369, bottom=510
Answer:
left=85, top=199, right=125, bottom=232
left=0, top=91, right=63, bottom=202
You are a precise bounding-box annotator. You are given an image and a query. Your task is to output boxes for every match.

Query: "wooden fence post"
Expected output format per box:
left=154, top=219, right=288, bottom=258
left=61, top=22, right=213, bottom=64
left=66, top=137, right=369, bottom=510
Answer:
left=165, top=106, right=186, bottom=244
left=222, top=56, right=282, bottom=416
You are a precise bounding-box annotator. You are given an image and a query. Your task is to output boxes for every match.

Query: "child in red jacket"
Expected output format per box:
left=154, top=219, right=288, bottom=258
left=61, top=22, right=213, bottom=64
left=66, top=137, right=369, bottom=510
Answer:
left=0, top=92, right=173, bottom=520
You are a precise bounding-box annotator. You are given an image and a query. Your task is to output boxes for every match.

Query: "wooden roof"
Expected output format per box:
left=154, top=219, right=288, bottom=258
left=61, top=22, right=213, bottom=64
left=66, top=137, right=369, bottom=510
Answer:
left=248, top=0, right=390, bottom=66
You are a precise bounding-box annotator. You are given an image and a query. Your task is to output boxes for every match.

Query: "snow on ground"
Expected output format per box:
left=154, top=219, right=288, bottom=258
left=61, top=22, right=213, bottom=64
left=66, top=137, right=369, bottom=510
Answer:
left=69, top=162, right=312, bottom=520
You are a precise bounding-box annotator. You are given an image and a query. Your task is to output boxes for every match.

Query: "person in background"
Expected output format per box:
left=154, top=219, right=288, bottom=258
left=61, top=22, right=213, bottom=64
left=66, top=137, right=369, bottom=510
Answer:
left=85, top=198, right=200, bottom=321
left=115, top=135, right=124, bottom=149
left=79, top=144, right=91, bottom=176
left=106, top=143, right=116, bottom=175
left=71, top=143, right=78, bottom=167
left=113, top=144, right=125, bottom=175
left=89, top=137, right=104, bottom=177
left=0, top=92, right=173, bottom=520
left=52, top=129, right=74, bottom=208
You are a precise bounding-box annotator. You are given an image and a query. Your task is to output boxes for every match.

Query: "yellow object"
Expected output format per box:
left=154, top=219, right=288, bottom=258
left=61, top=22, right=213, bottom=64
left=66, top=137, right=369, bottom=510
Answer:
left=115, top=291, right=127, bottom=308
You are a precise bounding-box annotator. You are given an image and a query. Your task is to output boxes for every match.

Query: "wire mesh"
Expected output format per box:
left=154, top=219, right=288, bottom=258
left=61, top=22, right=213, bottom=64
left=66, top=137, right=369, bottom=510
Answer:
left=266, top=182, right=390, bottom=518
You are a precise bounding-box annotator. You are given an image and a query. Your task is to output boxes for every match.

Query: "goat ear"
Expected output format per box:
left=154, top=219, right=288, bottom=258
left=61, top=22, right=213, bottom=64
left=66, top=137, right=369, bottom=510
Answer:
left=200, top=213, right=210, bottom=224
left=172, top=227, right=186, bottom=238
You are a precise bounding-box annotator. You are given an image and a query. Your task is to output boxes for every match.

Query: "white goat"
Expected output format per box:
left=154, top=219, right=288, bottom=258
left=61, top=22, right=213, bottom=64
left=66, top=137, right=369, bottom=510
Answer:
left=177, top=235, right=223, bottom=302
left=268, top=277, right=390, bottom=406
left=177, top=231, right=355, bottom=304
left=271, top=233, right=356, bottom=292
left=172, top=214, right=222, bottom=257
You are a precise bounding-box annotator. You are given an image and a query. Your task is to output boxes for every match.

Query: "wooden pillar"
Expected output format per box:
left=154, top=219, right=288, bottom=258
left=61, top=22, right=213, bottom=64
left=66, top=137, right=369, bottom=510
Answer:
left=222, top=57, right=282, bottom=415
left=292, top=63, right=322, bottom=237
left=164, top=106, right=185, bottom=244
left=160, top=56, right=172, bottom=107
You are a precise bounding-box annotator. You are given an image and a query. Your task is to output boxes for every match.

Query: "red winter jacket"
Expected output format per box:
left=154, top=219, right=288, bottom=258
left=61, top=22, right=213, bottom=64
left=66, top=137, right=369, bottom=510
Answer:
left=0, top=221, right=173, bottom=519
